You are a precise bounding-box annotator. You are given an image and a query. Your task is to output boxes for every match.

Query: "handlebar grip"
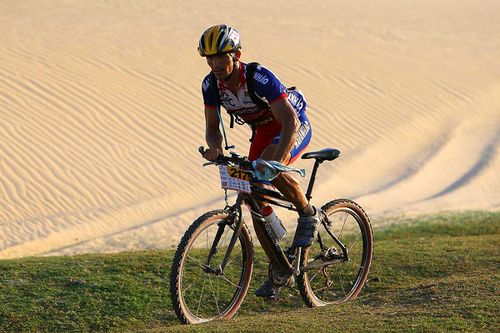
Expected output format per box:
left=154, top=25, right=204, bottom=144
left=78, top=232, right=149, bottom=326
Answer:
left=199, top=146, right=225, bottom=162
left=198, top=147, right=252, bottom=170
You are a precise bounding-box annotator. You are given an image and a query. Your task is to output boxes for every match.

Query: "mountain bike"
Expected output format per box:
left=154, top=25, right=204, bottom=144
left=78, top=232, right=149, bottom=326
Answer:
left=170, top=147, right=373, bottom=324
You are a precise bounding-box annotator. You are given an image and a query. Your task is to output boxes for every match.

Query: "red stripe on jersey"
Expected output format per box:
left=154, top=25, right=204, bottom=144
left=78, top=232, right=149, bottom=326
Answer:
left=269, top=92, right=288, bottom=104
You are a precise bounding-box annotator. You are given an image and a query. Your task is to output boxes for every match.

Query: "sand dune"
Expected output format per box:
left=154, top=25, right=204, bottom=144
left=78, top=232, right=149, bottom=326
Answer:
left=1, top=0, right=499, bottom=258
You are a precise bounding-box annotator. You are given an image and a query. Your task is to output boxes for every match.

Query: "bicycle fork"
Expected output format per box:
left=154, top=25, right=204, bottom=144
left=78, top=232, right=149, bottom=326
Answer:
left=204, top=197, right=245, bottom=275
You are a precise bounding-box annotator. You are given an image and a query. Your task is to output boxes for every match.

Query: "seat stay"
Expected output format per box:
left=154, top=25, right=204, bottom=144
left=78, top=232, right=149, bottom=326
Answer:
left=321, top=217, right=349, bottom=259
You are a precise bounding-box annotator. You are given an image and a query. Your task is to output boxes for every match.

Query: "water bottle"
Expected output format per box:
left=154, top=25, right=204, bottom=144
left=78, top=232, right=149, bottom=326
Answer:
left=261, top=206, right=287, bottom=240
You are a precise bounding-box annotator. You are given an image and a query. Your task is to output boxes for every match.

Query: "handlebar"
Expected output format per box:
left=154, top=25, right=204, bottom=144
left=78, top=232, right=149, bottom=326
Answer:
left=198, top=146, right=253, bottom=170
left=198, top=146, right=306, bottom=181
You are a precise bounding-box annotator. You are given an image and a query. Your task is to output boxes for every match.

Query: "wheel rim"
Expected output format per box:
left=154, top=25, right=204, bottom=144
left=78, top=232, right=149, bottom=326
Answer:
left=304, top=207, right=369, bottom=305
left=178, top=217, right=250, bottom=323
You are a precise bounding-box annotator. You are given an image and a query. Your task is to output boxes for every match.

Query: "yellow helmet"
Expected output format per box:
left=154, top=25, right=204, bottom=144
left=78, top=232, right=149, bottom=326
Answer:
left=198, top=24, right=241, bottom=57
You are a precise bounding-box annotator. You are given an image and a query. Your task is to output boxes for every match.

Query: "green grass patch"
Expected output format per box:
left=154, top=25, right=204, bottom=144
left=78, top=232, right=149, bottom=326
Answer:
left=0, top=211, right=498, bottom=332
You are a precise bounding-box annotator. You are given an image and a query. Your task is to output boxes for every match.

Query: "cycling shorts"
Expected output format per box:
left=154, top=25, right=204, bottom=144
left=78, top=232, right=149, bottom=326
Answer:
left=248, top=112, right=312, bottom=164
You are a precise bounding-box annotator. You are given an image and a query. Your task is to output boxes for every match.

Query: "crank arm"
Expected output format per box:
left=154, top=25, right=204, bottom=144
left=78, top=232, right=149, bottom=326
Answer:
left=300, top=258, right=345, bottom=272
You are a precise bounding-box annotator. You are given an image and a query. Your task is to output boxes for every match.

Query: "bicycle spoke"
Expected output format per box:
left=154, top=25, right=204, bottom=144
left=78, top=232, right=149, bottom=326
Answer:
left=339, top=212, right=348, bottom=238
left=224, top=247, right=241, bottom=268
left=309, top=270, right=320, bottom=284
left=339, top=272, right=347, bottom=297
left=215, top=277, right=221, bottom=314
left=173, top=211, right=254, bottom=324
left=186, top=254, right=205, bottom=269
left=205, top=229, right=209, bottom=249
left=349, top=232, right=361, bottom=250
left=220, top=227, right=229, bottom=248
left=298, top=201, right=372, bottom=306
left=225, top=257, right=234, bottom=267
left=220, top=275, right=242, bottom=289
left=183, top=282, right=195, bottom=293
left=208, top=275, right=221, bottom=315
left=196, top=276, right=208, bottom=316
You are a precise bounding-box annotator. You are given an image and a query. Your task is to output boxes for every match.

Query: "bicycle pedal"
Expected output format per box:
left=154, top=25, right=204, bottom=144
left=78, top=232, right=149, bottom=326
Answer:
left=266, top=289, right=281, bottom=303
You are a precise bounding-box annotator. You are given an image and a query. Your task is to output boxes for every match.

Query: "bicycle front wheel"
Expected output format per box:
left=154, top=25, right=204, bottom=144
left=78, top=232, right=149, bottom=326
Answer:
left=170, top=210, right=254, bottom=324
left=297, top=199, right=373, bottom=307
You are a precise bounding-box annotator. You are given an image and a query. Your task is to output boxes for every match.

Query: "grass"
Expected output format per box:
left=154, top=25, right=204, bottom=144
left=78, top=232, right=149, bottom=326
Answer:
left=0, top=211, right=498, bottom=332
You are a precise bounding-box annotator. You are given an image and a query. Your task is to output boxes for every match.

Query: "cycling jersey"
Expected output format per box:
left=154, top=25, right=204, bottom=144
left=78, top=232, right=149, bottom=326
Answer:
left=202, top=62, right=307, bottom=122
left=201, top=62, right=311, bottom=163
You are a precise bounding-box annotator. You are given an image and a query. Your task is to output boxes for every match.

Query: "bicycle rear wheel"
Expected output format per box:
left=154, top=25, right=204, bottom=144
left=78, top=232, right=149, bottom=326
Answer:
left=297, top=199, right=373, bottom=306
left=170, top=210, right=254, bottom=324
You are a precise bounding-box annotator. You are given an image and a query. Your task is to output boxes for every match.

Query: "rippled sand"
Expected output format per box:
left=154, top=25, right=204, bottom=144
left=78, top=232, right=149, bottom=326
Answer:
left=1, top=0, right=499, bottom=258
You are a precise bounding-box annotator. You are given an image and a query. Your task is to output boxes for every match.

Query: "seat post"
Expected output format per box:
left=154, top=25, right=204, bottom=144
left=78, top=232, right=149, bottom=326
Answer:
left=305, top=159, right=322, bottom=201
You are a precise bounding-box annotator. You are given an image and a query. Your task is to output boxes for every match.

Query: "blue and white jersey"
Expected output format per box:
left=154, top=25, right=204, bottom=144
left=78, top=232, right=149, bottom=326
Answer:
left=201, top=62, right=307, bottom=125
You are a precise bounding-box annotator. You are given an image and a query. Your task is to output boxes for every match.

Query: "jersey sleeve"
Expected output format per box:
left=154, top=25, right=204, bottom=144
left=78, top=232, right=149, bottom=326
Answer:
left=251, top=65, right=287, bottom=104
left=201, top=74, right=217, bottom=109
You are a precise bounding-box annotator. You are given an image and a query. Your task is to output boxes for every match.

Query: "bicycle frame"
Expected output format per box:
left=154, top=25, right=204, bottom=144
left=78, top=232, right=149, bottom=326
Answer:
left=171, top=147, right=373, bottom=324
left=204, top=156, right=350, bottom=277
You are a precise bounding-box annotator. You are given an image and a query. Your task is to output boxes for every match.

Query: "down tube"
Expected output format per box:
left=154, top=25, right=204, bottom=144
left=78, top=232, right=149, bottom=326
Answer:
left=244, top=193, right=292, bottom=273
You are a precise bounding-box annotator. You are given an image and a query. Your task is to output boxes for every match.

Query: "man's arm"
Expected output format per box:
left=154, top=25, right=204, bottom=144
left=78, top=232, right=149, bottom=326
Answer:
left=270, top=98, right=299, bottom=164
left=204, top=107, right=223, bottom=161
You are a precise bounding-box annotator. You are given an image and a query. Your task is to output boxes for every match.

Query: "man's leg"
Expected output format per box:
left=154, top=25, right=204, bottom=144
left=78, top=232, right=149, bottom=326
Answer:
left=259, top=145, right=314, bottom=217
left=252, top=116, right=317, bottom=297
left=261, top=143, right=319, bottom=246
left=253, top=144, right=318, bottom=297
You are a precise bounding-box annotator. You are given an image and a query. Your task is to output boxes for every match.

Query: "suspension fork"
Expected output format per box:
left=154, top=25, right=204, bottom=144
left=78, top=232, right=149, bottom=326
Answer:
left=205, top=195, right=245, bottom=273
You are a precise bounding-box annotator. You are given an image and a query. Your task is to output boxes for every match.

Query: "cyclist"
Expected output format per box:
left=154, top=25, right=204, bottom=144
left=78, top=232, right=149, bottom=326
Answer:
left=198, top=24, right=319, bottom=297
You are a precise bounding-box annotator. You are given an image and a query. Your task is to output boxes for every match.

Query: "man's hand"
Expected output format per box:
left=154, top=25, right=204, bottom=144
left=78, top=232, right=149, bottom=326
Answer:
left=203, top=147, right=222, bottom=161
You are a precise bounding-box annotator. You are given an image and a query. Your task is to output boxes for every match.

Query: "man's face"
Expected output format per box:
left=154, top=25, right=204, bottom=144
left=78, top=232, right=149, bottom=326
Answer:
left=206, top=53, right=234, bottom=80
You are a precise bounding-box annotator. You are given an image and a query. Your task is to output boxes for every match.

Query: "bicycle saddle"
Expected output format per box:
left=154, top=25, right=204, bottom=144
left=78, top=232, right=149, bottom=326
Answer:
left=301, top=148, right=340, bottom=162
